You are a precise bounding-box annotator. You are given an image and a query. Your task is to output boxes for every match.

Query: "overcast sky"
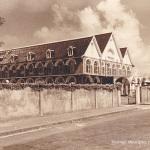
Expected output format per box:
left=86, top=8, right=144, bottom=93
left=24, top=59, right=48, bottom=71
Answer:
left=0, top=0, right=150, bottom=74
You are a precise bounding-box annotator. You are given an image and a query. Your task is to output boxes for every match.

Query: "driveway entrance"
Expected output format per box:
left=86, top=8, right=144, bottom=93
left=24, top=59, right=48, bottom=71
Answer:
left=116, top=77, right=136, bottom=105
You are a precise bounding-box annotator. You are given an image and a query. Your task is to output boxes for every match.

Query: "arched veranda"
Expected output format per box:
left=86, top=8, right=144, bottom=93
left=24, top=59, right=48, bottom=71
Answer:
left=116, top=77, right=130, bottom=96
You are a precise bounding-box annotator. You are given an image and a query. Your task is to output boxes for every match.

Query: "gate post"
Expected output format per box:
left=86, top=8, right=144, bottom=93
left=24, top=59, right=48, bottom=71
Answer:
left=136, top=85, right=140, bottom=104
left=118, top=89, right=121, bottom=106
left=38, top=83, right=44, bottom=117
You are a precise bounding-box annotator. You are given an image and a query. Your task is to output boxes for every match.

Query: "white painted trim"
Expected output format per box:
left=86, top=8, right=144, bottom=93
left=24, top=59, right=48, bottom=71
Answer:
left=111, top=33, right=123, bottom=62
left=93, top=36, right=102, bottom=57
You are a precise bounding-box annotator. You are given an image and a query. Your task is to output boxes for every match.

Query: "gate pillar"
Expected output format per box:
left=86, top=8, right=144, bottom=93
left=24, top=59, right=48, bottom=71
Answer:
left=136, top=85, right=140, bottom=104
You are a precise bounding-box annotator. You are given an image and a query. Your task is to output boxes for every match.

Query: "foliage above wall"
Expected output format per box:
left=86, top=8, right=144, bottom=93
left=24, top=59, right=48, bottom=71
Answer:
left=0, top=82, right=121, bottom=91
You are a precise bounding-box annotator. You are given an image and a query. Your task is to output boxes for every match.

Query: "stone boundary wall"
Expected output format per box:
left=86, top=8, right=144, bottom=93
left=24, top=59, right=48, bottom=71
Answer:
left=140, top=87, right=150, bottom=103
left=0, top=86, right=121, bottom=121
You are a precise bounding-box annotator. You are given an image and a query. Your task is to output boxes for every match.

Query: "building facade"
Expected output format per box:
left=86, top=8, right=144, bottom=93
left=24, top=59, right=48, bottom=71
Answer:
left=0, top=32, right=139, bottom=94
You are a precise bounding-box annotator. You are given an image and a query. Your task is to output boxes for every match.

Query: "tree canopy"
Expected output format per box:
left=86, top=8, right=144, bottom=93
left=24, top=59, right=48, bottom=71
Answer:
left=0, top=17, right=5, bottom=47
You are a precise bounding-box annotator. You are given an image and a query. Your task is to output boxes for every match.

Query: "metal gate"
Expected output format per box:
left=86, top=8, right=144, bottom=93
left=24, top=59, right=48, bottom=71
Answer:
left=128, top=89, right=136, bottom=104
left=121, top=89, right=136, bottom=105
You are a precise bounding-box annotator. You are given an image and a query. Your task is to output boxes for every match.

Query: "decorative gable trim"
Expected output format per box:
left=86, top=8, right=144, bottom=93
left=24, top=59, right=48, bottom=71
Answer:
left=125, top=48, right=133, bottom=65
left=93, top=36, right=102, bottom=57
left=111, top=33, right=123, bottom=62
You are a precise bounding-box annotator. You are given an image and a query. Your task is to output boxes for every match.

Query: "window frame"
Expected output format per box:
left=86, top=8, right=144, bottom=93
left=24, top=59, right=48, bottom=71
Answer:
left=107, top=63, right=111, bottom=75
left=112, top=64, right=116, bottom=75
left=27, top=52, right=35, bottom=61
left=86, top=59, right=91, bottom=73
left=94, top=61, right=99, bottom=74
left=67, top=46, right=75, bottom=57
left=122, top=65, right=126, bottom=75
left=46, top=49, right=54, bottom=59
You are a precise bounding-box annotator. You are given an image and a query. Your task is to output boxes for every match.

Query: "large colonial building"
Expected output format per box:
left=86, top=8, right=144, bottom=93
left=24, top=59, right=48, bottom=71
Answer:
left=0, top=32, right=139, bottom=94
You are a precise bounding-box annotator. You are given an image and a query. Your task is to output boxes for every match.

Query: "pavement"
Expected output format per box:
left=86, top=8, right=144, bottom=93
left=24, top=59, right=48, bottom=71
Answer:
left=0, top=104, right=150, bottom=137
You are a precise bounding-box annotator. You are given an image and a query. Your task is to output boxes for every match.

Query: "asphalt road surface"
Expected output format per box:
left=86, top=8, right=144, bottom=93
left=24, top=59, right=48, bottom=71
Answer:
left=1, top=107, right=150, bottom=150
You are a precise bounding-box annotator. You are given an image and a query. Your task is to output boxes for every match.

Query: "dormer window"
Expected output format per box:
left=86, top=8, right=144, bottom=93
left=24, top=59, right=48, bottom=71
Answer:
left=11, top=55, right=18, bottom=62
left=67, top=46, right=75, bottom=56
left=46, top=49, right=54, bottom=59
left=27, top=52, right=35, bottom=61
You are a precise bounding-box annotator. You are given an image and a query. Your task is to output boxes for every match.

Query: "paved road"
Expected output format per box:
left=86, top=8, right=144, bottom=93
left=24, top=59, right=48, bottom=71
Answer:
left=1, top=107, right=150, bottom=150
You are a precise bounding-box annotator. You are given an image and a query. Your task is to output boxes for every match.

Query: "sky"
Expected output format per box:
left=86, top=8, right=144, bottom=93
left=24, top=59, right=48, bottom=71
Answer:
left=0, top=0, right=150, bottom=75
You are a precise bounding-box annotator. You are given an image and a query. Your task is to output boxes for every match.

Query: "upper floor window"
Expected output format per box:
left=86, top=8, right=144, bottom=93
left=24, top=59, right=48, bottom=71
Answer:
left=20, top=65, right=25, bottom=77
left=3, top=66, right=9, bottom=78
left=20, top=65, right=25, bottom=71
left=112, top=64, right=116, bottom=75
left=101, top=61, right=105, bottom=75
left=94, top=61, right=99, bottom=74
left=46, top=49, right=54, bottom=59
left=117, top=64, right=122, bottom=75
left=29, top=64, right=34, bottom=73
left=67, top=46, right=75, bottom=56
left=127, top=66, right=131, bottom=75
left=27, top=52, right=35, bottom=61
left=57, top=61, right=64, bottom=74
left=107, top=63, right=111, bottom=75
left=86, top=59, right=91, bottom=73
left=12, top=66, right=17, bottom=77
left=47, top=62, right=53, bottom=75
left=69, top=60, right=76, bottom=74
left=122, top=66, right=126, bottom=75
left=37, top=63, right=43, bottom=73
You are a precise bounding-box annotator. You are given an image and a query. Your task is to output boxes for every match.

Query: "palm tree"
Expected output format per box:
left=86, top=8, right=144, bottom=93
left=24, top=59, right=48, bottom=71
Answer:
left=0, top=17, right=5, bottom=47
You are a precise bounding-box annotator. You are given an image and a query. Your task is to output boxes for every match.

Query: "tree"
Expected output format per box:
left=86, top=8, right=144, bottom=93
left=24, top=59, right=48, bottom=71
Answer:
left=0, top=17, right=5, bottom=47
left=0, top=17, right=5, bottom=25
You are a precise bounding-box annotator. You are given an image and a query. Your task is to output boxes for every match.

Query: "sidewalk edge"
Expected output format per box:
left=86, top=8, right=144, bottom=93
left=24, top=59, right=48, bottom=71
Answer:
left=0, top=107, right=138, bottom=137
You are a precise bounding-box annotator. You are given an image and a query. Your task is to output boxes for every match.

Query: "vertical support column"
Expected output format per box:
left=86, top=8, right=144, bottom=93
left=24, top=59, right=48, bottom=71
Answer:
left=136, top=85, right=140, bottom=104
left=121, top=84, right=124, bottom=95
left=147, top=87, right=149, bottom=102
left=39, top=85, right=43, bottom=117
left=118, top=89, right=121, bottom=106
left=95, top=89, right=97, bottom=109
left=71, top=89, right=73, bottom=112
left=112, top=89, right=114, bottom=107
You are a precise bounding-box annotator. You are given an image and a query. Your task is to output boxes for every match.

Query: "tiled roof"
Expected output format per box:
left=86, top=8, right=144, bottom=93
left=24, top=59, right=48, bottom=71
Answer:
left=120, top=47, right=127, bottom=58
left=95, top=32, right=112, bottom=53
left=0, top=32, right=113, bottom=64
left=0, top=37, right=93, bottom=64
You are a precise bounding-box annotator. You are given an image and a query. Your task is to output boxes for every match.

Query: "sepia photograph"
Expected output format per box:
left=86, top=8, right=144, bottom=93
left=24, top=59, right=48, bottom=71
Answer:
left=0, top=0, right=150, bottom=149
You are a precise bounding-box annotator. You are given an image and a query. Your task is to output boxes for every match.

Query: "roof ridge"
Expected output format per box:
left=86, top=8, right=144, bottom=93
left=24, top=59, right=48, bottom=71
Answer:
left=5, top=32, right=112, bottom=51
left=5, top=35, right=94, bottom=51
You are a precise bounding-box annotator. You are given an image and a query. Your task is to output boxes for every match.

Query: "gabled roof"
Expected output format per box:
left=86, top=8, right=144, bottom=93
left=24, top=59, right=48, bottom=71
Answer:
left=0, top=32, right=125, bottom=65
left=95, top=32, right=112, bottom=53
left=120, top=47, right=134, bottom=65
left=120, top=47, right=127, bottom=58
